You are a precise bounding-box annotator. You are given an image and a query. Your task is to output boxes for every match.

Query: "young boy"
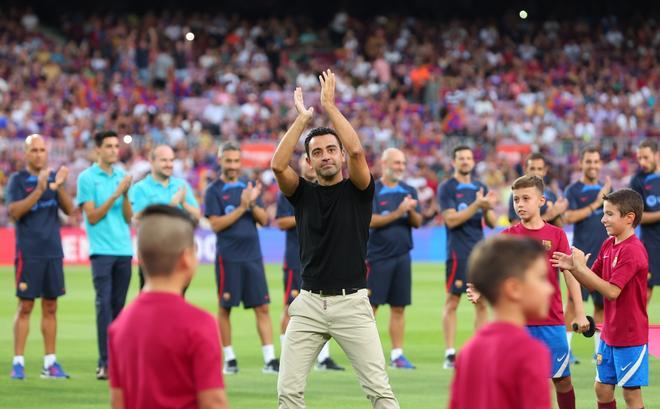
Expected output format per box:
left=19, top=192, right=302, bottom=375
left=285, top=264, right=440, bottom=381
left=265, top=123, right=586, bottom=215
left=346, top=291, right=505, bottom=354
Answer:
left=553, top=189, right=649, bottom=409
left=450, top=235, right=554, bottom=409
left=503, top=175, right=589, bottom=409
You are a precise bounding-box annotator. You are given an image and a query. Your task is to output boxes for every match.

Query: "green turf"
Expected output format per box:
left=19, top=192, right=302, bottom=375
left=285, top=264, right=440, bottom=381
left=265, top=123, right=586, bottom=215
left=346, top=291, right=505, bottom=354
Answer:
left=0, top=263, right=658, bottom=408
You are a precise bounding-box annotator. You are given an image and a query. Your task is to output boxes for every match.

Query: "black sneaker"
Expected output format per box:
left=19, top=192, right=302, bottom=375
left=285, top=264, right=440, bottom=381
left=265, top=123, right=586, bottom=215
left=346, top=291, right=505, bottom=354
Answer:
left=443, top=354, right=456, bottom=370
left=223, top=359, right=238, bottom=375
left=96, top=366, right=108, bottom=380
left=262, top=358, right=279, bottom=374
left=315, top=357, right=345, bottom=371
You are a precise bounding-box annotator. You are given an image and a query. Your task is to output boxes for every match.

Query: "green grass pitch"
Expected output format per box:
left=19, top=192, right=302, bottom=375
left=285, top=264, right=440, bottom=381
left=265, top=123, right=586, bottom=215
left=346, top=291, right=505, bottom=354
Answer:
left=0, top=263, right=658, bottom=408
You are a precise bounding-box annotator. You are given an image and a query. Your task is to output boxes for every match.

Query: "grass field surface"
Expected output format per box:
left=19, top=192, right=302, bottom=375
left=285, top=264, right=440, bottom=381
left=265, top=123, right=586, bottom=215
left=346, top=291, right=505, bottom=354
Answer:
left=0, top=263, right=658, bottom=408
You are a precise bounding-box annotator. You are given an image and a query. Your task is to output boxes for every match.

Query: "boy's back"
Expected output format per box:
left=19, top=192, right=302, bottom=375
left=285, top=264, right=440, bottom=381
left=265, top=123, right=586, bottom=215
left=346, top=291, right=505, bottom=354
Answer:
left=109, top=292, right=224, bottom=409
left=450, top=322, right=551, bottom=409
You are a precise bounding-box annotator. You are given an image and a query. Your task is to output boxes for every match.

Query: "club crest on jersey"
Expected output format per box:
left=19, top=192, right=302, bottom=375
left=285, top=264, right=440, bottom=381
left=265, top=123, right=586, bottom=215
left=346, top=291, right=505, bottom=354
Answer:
left=612, top=256, right=618, bottom=268
left=18, top=282, right=28, bottom=291
left=223, top=292, right=231, bottom=301
left=542, top=240, right=552, bottom=250
left=455, top=280, right=464, bottom=289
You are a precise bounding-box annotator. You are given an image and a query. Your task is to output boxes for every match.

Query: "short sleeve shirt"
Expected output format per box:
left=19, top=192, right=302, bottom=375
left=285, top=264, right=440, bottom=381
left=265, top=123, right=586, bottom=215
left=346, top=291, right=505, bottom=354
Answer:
left=130, top=174, right=198, bottom=214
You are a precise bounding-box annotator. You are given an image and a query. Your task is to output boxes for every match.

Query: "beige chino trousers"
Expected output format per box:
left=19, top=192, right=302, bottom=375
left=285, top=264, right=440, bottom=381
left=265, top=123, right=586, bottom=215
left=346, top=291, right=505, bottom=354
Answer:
left=277, top=289, right=399, bottom=409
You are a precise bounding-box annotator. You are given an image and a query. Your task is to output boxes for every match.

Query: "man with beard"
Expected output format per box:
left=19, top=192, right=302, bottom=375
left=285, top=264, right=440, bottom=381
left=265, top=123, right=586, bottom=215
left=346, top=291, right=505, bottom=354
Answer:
left=272, top=70, right=399, bottom=408
left=77, top=130, right=134, bottom=380
left=563, top=146, right=611, bottom=361
left=8, top=134, right=74, bottom=380
left=130, top=145, right=200, bottom=289
left=367, top=148, right=422, bottom=369
left=630, top=139, right=660, bottom=303
left=275, top=154, right=344, bottom=371
left=438, top=145, right=497, bottom=369
left=204, top=142, right=278, bottom=375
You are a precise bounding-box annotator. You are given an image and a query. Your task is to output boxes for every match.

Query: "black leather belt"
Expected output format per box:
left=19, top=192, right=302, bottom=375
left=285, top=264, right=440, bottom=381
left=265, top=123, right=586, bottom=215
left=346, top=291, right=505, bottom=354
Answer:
left=303, top=288, right=362, bottom=296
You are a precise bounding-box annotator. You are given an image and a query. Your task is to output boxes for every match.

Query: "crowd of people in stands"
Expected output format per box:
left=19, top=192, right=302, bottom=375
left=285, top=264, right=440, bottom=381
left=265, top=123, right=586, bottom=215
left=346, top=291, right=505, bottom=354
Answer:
left=1, top=8, right=659, bottom=227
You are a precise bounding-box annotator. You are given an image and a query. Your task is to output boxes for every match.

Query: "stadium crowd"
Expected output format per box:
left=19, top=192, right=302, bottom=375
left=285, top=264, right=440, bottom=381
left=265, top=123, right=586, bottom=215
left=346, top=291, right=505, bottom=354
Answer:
left=1, top=8, right=659, bottom=226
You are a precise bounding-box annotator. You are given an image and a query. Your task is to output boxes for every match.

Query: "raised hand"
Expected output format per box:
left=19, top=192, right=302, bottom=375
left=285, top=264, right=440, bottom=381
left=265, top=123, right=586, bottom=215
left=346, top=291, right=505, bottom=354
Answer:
left=600, top=176, right=612, bottom=197
left=49, top=166, right=69, bottom=191
left=240, top=182, right=253, bottom=209
left=37, top=168, right=51, bottom=192
left=475, top=188, right=491, bottom=209
left=171, top=186, right=186, bottom=205
left=319, top=69, right=336, bottom=109
left=552, top=247, right=591, bottom=272
left=294, top=87, right=314, bottom=121
left=114, top=175, right=133, bottom=198
left=553, top=197, right=569, bottom=214
left=250, top=182, right=262, bottom=205
left=485, top=191, right=498, bottom=209
left=397, top=195, right=418, bottom=214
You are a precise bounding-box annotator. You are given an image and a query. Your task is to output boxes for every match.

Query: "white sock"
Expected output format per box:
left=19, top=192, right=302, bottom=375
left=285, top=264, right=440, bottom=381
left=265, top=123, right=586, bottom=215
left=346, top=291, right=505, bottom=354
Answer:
left=13, top=356, right=24, bottom=366
left=594, top=331, right=601, bottom=354
left=445, top=348, right=456, bottom=357
left=262, top=344, right=275, bottom=364
left=223, top=346, right=236, bottom=362
left=317, top=341, right=330, bottom=363
left=44, top=354, right=56, bottom=368
left=280, top=334, right=286, bottom=348
left=391, top=348, right=403, bottom=361
left=566, top=332, right=573, bottom=347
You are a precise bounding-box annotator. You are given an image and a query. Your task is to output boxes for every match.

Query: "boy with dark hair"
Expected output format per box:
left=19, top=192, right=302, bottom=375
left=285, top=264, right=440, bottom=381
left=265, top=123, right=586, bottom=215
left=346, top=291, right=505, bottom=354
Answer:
left=553, top=189, right=649, bottom=409
left=450, top=235, right=553, bottom=409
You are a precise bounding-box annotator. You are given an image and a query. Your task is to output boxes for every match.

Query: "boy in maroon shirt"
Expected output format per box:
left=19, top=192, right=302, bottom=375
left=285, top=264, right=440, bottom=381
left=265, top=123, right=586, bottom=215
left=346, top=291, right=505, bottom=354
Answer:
left=504, top=175, right=590, bottom=409
left=450, top=235, right=554, bottom=409
left=553, top=189, right=649, bottom=409
left=108, top=205, right=229, bottom=409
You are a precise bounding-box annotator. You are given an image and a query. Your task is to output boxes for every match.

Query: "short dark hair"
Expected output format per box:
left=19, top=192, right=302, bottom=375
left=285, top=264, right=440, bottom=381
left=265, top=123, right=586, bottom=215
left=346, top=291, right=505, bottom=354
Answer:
left=94, top=130, right=119, bottom=147
left=468, top=235, right=546, bottom=305
left=638, top=139, right=657, bottom=153
left=580, top=146, right=600, bottom=161
left=304, top=127, right=342, bottom=156
left=603, top=188, right=644, bottom=228
left=512, top=175, right=544, bottom=195
left=452, top=145, right=472, bottom=160
left=526, top=152, right=546, bottom=166
left=138, top=205, right=197, bottom=278
left=219, top=141, right=241, bottom=156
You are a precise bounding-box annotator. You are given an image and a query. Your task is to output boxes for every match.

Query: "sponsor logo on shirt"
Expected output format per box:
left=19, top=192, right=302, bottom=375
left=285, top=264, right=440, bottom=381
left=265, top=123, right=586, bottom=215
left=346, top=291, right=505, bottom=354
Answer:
left=223, top=195, right=230, bottom=200
left=456, top=193, right=464, bottom=198
left=379, top=201, right=388, bottom=206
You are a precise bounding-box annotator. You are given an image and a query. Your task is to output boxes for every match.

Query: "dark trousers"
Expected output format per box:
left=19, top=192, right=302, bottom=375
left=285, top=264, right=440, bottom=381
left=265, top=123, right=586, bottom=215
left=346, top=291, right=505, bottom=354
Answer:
left=90, top=255, right=132, bottom=367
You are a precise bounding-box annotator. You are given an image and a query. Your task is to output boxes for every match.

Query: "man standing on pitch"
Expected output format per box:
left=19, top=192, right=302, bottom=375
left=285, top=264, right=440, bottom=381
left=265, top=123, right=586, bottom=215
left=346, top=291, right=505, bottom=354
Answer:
left=130, top=144, right=200, bottom=289
left=8, top=134, right=74, bottom=380
left=272, top=69, right=399, bottom=409
left=77, top=130, right=133, bottom=380
left=204, top=142, right=278, bottom=375
left=438, top=145, right=497, bottom=369
left=275, top=154, right=344, bottom=371
left=367, top=148, right=422, bottom=369
left=630, top=139, right=660, bottom=303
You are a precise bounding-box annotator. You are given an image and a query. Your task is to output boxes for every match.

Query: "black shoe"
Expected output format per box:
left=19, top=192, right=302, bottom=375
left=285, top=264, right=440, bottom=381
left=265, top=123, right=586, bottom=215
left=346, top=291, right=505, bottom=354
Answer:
left=223, top=359, right=238, bottom=375
left=315, top=357, right=345, bottom=371
left=443, top=354, right=456, bottom=370
left=96, top=366, right=108, bottom=380
left=262, top=358, right=279, bottom=374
